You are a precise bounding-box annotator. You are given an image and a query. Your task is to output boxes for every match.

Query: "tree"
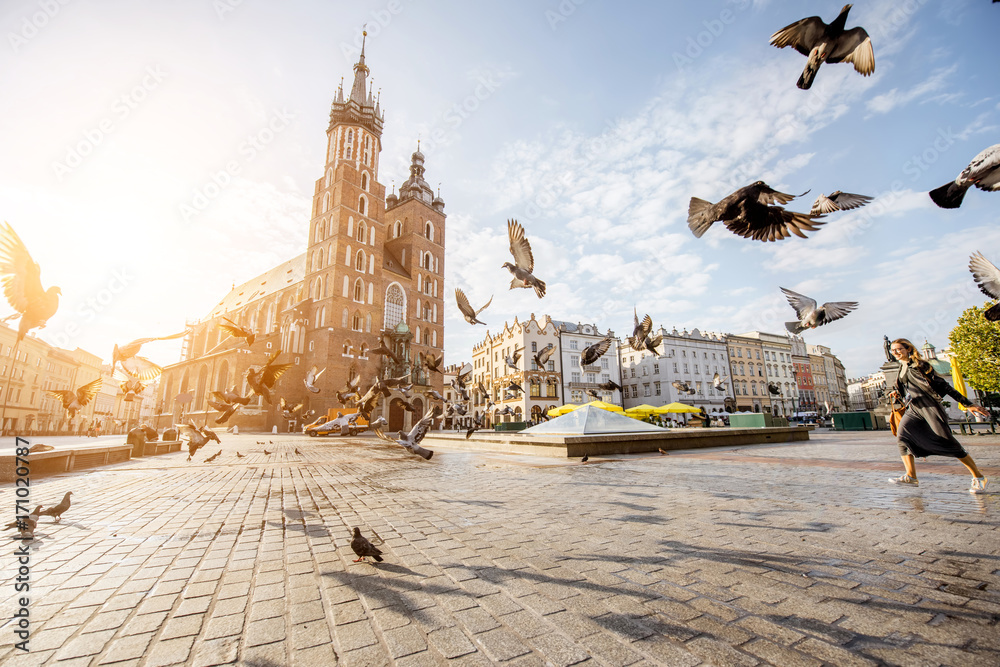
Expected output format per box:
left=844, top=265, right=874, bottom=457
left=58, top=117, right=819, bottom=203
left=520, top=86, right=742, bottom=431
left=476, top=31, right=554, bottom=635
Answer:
left=948, top=302, right=1000, bottom=394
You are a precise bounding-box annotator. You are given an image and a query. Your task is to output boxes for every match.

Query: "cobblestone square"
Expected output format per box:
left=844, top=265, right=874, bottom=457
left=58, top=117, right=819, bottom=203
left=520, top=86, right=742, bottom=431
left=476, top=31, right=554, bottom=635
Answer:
left=2, top=430, right=998, bottom=665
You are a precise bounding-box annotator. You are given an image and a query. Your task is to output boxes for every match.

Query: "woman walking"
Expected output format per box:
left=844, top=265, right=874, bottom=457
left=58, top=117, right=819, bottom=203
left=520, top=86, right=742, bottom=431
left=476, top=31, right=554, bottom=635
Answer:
left=888, top=338, right=990, bottom=493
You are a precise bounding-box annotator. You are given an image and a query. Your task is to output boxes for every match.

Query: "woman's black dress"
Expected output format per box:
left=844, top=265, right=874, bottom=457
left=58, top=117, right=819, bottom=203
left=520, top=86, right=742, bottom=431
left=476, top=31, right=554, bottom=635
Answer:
left=895, top=360, right=973, bottom=459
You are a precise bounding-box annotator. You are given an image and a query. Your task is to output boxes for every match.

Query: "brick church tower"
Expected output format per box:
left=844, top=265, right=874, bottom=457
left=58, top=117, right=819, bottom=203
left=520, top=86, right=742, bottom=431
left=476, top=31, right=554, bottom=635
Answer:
left=302, top=36, right=446, bottom=429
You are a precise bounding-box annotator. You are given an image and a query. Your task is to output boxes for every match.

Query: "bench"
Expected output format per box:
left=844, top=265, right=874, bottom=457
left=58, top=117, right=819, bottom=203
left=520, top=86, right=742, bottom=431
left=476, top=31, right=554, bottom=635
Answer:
left=0, top=440, right=184, bottom=482
left=950, top=421, right=997, bottom=435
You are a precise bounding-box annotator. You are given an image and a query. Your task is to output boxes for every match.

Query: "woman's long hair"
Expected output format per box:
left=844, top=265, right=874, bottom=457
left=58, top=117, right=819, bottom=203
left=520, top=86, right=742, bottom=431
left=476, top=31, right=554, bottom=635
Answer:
left=892, top=338, right=933, bottom=378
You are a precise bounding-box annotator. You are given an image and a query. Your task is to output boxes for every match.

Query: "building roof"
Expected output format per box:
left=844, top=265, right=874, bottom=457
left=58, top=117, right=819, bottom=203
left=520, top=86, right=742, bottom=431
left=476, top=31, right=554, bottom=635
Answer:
left=205, top=254, right=305, bottom=321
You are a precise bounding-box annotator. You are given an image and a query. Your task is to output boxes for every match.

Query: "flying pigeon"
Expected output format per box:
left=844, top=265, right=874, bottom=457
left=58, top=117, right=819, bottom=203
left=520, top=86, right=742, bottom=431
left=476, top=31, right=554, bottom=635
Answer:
left=496, top=405, right=514, bottom=417
left=688, top=182, right=824, bottom=243
left=246, top=352, right=293, bottom=404
left=586, top=389, right=600, bottom=400
left=304, top=366, right=325, bottom=393
left=373, top=405, right=440, bottom=460
left=810, top=191, right=873, bottom=215
left=503, top=219, right=546, bottom=298
left=780, top=287, right=858, bottom=333
left=351, top=527, right=384, bottom=563
left=580, top=336, right=614, bottom=367
left=0, top=222, right=60, bottom=342
left=279, top=397, right=304, bottom=419
left=207, top=398, right=239, bottom=425
left=969, top=251, right=1000, bottom=321
left=630, top=311, right=653, bottom=351
left=113, top=369, right=146, bottom=402
left=205, top=451, right=222, bottom=462
left=370, top=337, right=400, bottom=363
left=712, top=373, right=727, bottom=392
left=767, top=382, right=782, bottom=396
left=39, top=492, right=72, bottom=522
left=504, top=348, right=523, bottom=372
left=423, top=353, right=444, bottom=374
left=213, top=387, right=251, bottom=406
left=47, top=378, right=102, bottom=418
left=424, top=390, right=445, bottom=402
left=112, top=330, right=189, bottom=376
left=455, top=289, right=492, bottom=325
left=466, top=412, right=485, bottom=439
left=672, top=380, right=696, bottom=395
left=770, top=4, right=875, bottom=90
left=929, top=144, right=1000, bottom=209
left=369, top=415, right=388, bottom=429
left=178, top=422, right=220, bottom=461
left=533, top=343, right=556, bottom=369
left=598, top=380, right=622, bottom=393
left=217, top=317, right=256, bottom=347
left=4, top=505, right=43, bottom=539
left=639, top=333, right=663, bottom=356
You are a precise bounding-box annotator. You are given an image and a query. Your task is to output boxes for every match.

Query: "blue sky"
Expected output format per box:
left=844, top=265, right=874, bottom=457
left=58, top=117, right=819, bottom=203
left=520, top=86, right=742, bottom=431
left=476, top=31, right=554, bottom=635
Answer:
left=0, top=0, right=997, bottom=380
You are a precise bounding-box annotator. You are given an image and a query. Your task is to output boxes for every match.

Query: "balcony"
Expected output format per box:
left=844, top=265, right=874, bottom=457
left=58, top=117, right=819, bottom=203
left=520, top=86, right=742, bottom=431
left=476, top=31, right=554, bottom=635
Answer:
left=568, top=382, right=600, bottom=389
left=582, top=365, right=601, bottom=373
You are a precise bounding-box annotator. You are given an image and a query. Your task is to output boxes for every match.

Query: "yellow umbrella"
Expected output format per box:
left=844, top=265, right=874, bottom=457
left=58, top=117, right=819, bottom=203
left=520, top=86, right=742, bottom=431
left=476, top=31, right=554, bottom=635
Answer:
left=547, top=400, right=624, bottom=418
left=654, top=402, right=701, bottom=414
left=950, top=356, right=969, bottom=412
left=625, top=404, right=658, bottom=417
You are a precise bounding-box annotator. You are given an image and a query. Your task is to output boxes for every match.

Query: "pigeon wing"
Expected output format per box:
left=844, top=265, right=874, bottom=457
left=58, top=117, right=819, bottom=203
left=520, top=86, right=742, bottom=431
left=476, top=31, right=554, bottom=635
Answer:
left=454, top=288, right=476, bottom=320
left=970, top=252, right=1000, bottom=300
left=581, top=336, right=612, bottom=365
left=780, top=287, right=818, bottom=320
left=828, top=29, right=875, bottom=76
left=0, top=222, right=47, bottom=315
left=817, top=301, right=859, bottom=325
left=507, top=219, right=535, bottom=273
left=120, top=355, right=164, bottom=381
left=829, top=191, right=873, bottom=211
left=75, top=378, right=103, bottom=405
left=769, top=16, right=827, bottom=55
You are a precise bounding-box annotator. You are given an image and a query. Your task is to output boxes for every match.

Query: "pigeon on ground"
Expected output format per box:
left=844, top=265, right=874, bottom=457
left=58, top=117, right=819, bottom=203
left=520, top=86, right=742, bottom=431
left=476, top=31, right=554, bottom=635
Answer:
left=810, top=191, right=873, bottom=215
left=178, top=422, right=221, bottom=461
left=630, top=311, right=653, bottom=351
left=373, top=405, right=440, bottom=460
left=455, top=289, right=493, bottom=325
left=929, top=144, right=1000, bottom=209
left=112, top=330, right=189, bottom=376
left=205, top=451, right=222, bottom=462
left=533, top=343, right=556, bottom=369
left=4, top=505, right=43, bottom=539
left=217, top=317, right=256, bottom=347
left=47, top=378, right=102, bottom=418
left=246, top=352, right=293, bottom=404
left=658, top=448, right=668, bottom=455
left=581, top=454, right=589, bottom=463
left=370, top=337, right=401, bottom=363
left=969, top=251, right=1000, bottom=321
left=770, top=4, right=875, bottom=90
left=780, top=287, right=858, bottom=333
left=581, top=336, right=614, bottom=367
left=39, top=492, right=72, bottom=522
left=672, top=380, right=696, bottom=395
left=304, top=366, right=325, bottom=393
left=236, top=451, right=245, bottom=458
left=351, top=527, right=384, bottom=563
left=503, top=219, right=546, bottom=298
left=423, top=353, right=444, bottom=374
left=688, top=182, right=823, bottom=243
left=263, top=449, right=271, bottom=455
left=599, top=380, right=623, bottom=393
left=0, top=222, right=60, bottom=342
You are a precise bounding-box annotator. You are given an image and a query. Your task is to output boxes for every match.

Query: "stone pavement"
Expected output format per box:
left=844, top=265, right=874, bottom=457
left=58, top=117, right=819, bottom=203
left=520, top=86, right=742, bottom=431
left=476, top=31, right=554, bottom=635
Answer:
left=1, top=430, right=998, bottom=666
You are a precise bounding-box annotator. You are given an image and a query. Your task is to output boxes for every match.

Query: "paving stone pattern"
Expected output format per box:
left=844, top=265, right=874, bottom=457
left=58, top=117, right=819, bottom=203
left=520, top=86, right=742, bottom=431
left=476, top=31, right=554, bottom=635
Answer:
left=1, top=430, right=998, bottom=665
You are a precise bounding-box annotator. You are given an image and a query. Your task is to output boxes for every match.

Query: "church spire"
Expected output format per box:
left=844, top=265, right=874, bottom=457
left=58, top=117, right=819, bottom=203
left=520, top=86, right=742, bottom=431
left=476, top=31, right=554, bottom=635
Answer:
left=349, top=30, right=370, bottom=103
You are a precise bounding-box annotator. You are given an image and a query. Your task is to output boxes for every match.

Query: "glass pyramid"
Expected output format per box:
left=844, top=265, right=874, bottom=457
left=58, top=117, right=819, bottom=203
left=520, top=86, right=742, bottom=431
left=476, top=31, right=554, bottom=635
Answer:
left=522, top=405, right=665, bottom=435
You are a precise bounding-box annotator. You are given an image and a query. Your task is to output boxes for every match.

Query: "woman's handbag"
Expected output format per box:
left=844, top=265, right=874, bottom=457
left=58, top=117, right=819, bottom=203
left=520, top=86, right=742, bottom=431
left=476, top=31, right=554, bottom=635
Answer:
left=889, top=406, right=904, bottom=436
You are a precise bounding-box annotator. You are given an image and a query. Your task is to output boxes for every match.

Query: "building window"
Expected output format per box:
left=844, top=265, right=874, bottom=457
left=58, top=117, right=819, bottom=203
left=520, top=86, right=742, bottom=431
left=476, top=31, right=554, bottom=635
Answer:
left=355, top=250, right=366, bottom=272
left=673, top=362, right=678, bottom=373
left=653, top=363, right=659, bottom=374
left=531, top=342, right=537, bottom=352
left=357, top=222, right=367, bottom=244
left=571, top=372, right=580, bottom=383
left=655, top=382, right=661, bottom=395
left=358, top=196, right=367, bottom=216
left=570, top=340, right=578, bottom=350
left=353, top=279, right=364, bottom=302
left=361, top=172, right=369, bottom=191
left=425, top=222, right=433, bottom=241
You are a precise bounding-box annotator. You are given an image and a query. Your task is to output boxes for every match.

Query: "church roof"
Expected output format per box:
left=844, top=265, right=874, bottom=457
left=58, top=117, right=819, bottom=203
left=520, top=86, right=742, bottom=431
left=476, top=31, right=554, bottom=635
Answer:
left=205, top=254, right=305, bottom=320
